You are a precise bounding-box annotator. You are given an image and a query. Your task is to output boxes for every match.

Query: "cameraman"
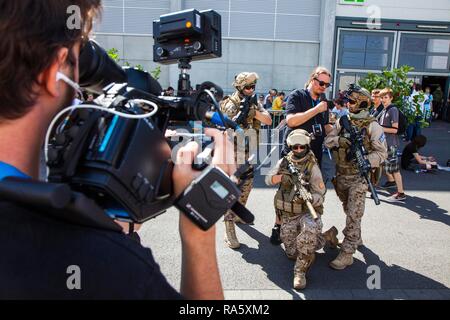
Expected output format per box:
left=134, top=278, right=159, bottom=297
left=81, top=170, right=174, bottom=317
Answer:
left=0, top=0, right=229, bottom=299
left=282, top=67, right=333, bottom=167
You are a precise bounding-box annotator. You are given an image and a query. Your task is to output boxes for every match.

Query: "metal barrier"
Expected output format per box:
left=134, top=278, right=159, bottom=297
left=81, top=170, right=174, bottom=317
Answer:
left=266, top=110, right=286, bottom=130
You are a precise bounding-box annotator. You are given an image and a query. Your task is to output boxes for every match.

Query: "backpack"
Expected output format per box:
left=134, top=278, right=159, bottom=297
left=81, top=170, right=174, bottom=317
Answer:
left=385, top=105, right=407, bottom=135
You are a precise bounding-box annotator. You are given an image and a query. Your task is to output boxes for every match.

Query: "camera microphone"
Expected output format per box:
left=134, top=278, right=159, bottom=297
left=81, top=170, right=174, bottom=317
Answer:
left=204, top=111, right=243, bottom=132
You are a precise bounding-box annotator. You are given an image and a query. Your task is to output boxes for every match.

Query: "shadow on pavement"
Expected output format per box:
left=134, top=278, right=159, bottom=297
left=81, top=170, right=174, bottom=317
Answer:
left=236, top=224, right=305, bottom=300
left=303, top=245, right=448, bottom=299
left=376, top=189, right=450, bottom=227
left=236, top=224, right=448, bottom=299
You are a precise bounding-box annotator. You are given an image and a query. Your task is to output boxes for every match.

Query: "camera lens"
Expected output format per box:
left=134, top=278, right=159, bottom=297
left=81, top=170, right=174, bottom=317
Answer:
left=78, top=40, right=127, bottom=94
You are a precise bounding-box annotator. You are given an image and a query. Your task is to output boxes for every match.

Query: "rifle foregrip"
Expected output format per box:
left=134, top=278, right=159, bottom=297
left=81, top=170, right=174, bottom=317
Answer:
left=365, top=175, right=380, bottom=205
left=306, top=200, right=319, bottom=220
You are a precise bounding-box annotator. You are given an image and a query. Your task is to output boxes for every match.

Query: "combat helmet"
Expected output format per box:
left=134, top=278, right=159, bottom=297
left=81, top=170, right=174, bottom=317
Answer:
left=344, top=84, right=371, bottom=113
left=232, top=72, right=259, bottom=91
left=286, top=129, right=313, bottom=147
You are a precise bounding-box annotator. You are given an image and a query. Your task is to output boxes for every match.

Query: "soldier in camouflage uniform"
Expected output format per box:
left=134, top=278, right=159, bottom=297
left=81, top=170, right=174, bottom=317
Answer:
left=221, top=72, right=272, bottom=249
left=325, top=84, right=388, bottom=270
left=266, top=129, right=338, bottom=289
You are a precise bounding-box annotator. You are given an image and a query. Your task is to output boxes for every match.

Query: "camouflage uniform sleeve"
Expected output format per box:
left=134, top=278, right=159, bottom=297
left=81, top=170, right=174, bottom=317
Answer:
left=309, top=164, right=326, bottom=207
left=265, top=158, right=283, bottom=186
left=367, top=121, right=388, bottom=168
left=221, top=98, right=239, bottom=119
left=324, top=122, right=341, bottom=149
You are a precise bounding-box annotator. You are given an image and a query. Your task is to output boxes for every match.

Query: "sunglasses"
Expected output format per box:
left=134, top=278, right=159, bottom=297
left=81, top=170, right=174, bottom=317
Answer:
left=314, top=78, right=331, bottom=88
left=244, top=85, right=256, bottom=90
left=292, top=145, right=306, bottom=151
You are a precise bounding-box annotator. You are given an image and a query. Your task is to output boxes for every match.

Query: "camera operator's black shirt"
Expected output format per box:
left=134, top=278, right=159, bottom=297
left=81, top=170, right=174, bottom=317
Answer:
left=282, top=89, right=329, bottom=166
left=0, top=201, right=182, bottom=300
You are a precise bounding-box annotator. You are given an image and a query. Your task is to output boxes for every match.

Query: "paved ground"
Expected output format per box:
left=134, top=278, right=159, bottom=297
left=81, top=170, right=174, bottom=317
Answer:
left=141, top=120, right=450, bottom=300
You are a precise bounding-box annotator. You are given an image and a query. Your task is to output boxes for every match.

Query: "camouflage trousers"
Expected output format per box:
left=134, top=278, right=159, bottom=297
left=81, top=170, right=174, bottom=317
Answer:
left=335, top=174, right=368, bottom=254
left=279, top=211, right=325, bottom=273
left=224, top=177, right=253, bottom=221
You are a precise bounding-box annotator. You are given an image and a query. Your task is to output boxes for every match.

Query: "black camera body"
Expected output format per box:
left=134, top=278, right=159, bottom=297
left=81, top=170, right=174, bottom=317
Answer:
left=153, top=9, right=221, bottom=64
left=47, top=94, right=174, bottom=223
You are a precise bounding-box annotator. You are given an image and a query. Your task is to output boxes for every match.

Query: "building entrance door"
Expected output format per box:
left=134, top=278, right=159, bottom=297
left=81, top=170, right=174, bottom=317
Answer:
left=421, top=76, right=449, bottom=120
left=421, top=76, right=447, bottom=92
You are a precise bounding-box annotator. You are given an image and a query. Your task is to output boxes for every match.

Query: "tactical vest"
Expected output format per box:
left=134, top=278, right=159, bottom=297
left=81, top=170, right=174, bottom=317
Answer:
left=274, top=151, right=323, bottom=217
left=221, top=92, right=258, bottom=130
left=333, top=116, right=375, bottom=176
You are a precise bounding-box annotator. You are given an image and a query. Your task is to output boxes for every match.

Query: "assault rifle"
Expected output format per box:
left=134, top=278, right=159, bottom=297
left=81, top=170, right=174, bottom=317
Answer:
left=339, top=115, right=380, bottom=205
left=234, top=94, right=257, bottom=127
left=286, top=162, right=319, bottom=220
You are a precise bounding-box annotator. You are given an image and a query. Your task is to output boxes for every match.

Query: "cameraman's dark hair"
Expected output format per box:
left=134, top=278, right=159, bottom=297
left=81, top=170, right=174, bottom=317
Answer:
left=0, top=0, right=102, bottom=120
left=413, top=135, right=427, bottom=148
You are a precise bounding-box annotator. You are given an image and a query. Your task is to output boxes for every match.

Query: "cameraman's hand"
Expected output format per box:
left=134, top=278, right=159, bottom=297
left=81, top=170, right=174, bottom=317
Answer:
left=172, top=128, right=233, bottom=300
left=316, top=101, right=328, bottom=114
left=172, top=128, right=236, bottom=197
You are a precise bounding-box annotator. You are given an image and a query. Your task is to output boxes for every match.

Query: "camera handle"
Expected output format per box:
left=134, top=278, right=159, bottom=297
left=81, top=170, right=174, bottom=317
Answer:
left=177, top=58, right=192, bottom=97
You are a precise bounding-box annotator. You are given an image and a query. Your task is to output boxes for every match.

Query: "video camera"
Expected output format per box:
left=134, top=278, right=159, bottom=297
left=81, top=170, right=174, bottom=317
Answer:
left=153, top=9, right=221, bottom=65
left=38, top=9, right=253, bottom=230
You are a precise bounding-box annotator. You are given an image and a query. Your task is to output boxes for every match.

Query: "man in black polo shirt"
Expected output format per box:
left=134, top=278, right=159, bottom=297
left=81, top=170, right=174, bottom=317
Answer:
left=282, top=67, right=333, bottom=167
left=0, top=0, right=228, bottom=299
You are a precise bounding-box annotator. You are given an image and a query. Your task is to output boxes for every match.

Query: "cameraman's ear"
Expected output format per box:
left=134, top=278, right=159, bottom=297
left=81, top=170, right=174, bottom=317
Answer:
left=38, top=47, right=69, bottom=98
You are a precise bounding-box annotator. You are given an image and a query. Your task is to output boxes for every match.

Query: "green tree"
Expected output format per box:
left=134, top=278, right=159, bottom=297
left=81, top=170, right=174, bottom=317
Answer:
left=107, top=48, right=120, bottom=63
left=106, top=47, right=161, bottom=80
left=358, top=66, right=428, bottom=127
left=150, top=66, right=161, bottom=80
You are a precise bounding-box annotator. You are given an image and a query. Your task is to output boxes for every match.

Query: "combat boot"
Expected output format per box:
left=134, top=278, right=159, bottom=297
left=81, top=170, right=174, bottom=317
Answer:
left=337, top=237, right=363, bottom=248
left=234, top=215, right=254, bottom=225
left=233, top=215, right=246, bottom=224
left=293, top=254, right=315, bottom=290
left=224, top=221, right=240, bottom=249
left=270, top=224, right=282, bottom=245
left=286, top=253, right=296, bottom=261
left=323, top=226, right=339, bottom=248
left=329, top=251, right=353, bottom=270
